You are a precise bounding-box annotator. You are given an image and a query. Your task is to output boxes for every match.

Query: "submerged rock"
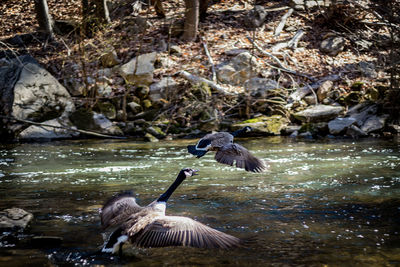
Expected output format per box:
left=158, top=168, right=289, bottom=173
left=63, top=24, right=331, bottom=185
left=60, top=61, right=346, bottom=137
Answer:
left=0, top=208, right=33, bottom=231
left=18, top=117, right=79, bottom=140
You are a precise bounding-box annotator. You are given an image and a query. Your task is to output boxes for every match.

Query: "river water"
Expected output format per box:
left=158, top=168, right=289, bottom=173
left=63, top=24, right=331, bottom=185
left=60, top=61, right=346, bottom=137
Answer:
left=0, top=137, right=399, bottom=266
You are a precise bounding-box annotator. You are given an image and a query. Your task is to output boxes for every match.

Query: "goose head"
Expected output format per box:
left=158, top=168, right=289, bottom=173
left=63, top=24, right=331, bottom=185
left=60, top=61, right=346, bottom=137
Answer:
left=182, top=168, right=199, bottom=178
left=243, top=126, right=253, bottom=133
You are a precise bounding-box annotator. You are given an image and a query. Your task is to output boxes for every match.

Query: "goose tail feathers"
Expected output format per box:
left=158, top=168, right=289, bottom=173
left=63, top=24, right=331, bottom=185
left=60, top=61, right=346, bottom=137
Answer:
left=187, top=145, right=208, bottom=158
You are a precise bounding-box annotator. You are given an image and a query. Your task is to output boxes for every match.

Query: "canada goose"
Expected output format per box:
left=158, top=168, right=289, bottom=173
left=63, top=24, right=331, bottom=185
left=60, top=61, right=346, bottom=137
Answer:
left=101, top=168, right=242, bottom=255
left=187, top=127, right=266, bottom=172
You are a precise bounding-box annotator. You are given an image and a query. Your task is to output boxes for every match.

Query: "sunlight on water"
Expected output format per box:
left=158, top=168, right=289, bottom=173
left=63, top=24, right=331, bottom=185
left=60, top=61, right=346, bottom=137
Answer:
left=0, top=137, right=399, bottom=266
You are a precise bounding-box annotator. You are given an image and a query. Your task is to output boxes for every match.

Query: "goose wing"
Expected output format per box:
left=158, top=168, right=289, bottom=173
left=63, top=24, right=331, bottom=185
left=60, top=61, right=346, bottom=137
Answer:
left=215, top=143, right=266, bottom=172
left=197, top=132, right=233, bottom=149
left=101, top=191, right=143, bottom=229
left=131, top=216, right=241, bottom=249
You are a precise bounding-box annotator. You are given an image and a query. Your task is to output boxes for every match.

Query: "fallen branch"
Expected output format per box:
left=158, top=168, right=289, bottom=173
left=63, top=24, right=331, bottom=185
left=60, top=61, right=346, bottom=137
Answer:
left=179, top=70, right=236, bottom=96
left=274, top=8, right=294, bottom=37
left=200, top=36, right=217, bottom=82
left=0, top=115, right=126, bottom=139
left=272, top=29, right=305, bottom=52
left=246, top=36, right=314, bottom=81
left=288, top=74, right=341, bottom=102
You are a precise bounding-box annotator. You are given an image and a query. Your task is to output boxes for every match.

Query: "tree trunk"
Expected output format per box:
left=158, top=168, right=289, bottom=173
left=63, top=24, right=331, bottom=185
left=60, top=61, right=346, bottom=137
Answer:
left=34, top=0, right=54, bottom=39
left=82, top=0, right=110, bottom=36
left=95, top=0, right=111, bottom=24
left=182, top=0, right=199, bottom=42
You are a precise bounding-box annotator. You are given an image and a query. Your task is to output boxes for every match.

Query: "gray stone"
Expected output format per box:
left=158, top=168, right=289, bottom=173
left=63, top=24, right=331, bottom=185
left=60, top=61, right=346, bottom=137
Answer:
left=96, top=68, right=112, bottom=77
left=346, top=102, right=378, bottom=127
left=244, top=78, right=279, bottom=97
left=146, top=126, right=166, bottom=139
left=328, top=117, right=356, bottom=135
left=224, top=49, right=249, bottom=56
left=358, top=61, right=377, bottom=78
left=217, top=52, right=261, bottom=85
left=317, top=80, right=333, bottom=101
left=144, top=132, right=159, bottom=142
left=304, top=95, right=317, bottom=105
left=119, top=52, right=157, bottom=85
left=361, top=115, right=388, bottom=134
left=63, top=78, right=85, bottom=96
left=290, top=0, right=331, bottom=10
left=96, top=83, right=113, bottom=97
left=150, top=77, right=177, bottom=94
left=128, top=101, right=142, bottom=114
left=0, top=208, right=33, bottom=230
left=100, top=50, right=120, bottom=68
left=18, top=117, right=79, bottom=140
left=294, top=105, right=344, bottom=122
left=12, top=62, right=75, bottom=121
left=93, top=113, right=123, bottom=136
left=346, top=124, right=367, bottom=138
left=320, top=36, right=345, bottom=56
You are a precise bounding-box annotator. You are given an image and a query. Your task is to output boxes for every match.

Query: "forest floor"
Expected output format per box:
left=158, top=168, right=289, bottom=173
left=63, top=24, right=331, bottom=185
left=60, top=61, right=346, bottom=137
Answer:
left=0, top=0, right=397, bottom=137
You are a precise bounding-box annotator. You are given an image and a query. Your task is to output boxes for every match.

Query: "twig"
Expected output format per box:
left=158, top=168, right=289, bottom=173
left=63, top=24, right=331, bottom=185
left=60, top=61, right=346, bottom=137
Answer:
left=0, top=115, right=126, bottom=139
left=179, top=71, right=236, bottom=96
left=265, top=6, right=291, bottom=12
left=200, top=36, right=217, bottom=82
left=274, top=8, right=294, bottom=37
left=246, top=36, right=314, bottom=81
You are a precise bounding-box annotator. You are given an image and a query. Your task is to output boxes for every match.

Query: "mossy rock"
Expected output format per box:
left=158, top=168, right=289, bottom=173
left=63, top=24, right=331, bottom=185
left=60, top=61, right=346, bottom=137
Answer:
left=93, top=102, right=116, bottom=120
left=69, top=108, right=98, bottom=131
left=299, top=122, right=328, bottom=135
left=351, top=81, right=364, bottom=91
left=343, top=91, right=362, bottom=105
left=231, top=115, right=288, bottom=135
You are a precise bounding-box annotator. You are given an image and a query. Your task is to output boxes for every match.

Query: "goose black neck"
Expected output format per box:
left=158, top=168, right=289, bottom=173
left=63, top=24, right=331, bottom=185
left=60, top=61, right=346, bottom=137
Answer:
left=157, top=171, right=186, bottom=202
left=231, top=127, right=247, bottom=137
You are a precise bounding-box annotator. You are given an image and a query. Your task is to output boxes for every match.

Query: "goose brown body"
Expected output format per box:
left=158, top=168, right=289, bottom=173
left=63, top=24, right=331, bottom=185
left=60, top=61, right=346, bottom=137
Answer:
left=100, top=169, right=242, bottom=254
left=187, top=127, right=266, bottom=173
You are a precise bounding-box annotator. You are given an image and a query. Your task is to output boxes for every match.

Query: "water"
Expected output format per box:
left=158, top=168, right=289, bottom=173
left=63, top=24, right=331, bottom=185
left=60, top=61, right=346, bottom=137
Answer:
left=0, top=137, right=399, bottom=266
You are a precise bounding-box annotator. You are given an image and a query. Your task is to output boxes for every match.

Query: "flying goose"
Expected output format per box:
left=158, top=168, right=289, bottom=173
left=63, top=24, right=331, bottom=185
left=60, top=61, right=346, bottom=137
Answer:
left=187, top=127, right=266, bottom=172
left=101, top=168, right=242, bottom=255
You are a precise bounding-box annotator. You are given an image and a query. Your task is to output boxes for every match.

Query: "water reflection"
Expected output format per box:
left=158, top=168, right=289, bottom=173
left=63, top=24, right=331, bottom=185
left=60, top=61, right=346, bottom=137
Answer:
left=0, top=137, right=399, bottom=266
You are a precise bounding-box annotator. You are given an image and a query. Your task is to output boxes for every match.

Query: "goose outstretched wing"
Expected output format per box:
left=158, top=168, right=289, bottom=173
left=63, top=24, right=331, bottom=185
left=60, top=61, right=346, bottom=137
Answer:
left=101, top=191, right=143, bottom=229
left=130, top=216, right=242, bottom=249
left=215, top=143, right=266, bottom=172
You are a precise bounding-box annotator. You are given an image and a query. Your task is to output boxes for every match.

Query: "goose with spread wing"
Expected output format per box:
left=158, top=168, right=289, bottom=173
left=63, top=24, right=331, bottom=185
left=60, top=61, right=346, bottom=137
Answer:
left=100, top=168, right=242, bottom=255
left=187, top=126, right=266, bottom=173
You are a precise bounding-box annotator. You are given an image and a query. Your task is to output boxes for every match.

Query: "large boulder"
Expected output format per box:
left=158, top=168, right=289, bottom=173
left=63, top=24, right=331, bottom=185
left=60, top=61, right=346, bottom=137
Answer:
left=231, top=115, right=289, bottom=135
left=0, top=208, right=33, bottom=230
left=360, top=115, right=388, bottom=134
left=69, top=109, right=123, bottom=136
left=119, top=52, right=157, bottom=85
left=0, top=55, right=75, bottom=141
left=18, top=118, right=79, bottom=140
left=328, top=117, right=356, bottom=135
left=345, top=102, right=378, bottom=127
left=217, top=52, right=261, bottom=85
left=293, top=105, right=343, bottom=122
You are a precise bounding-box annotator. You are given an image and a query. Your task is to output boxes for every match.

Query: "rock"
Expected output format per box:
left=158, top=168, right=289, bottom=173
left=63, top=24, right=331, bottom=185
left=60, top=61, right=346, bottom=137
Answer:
left=281, top=125, right=301, bottom=135
left=300, top=122, right=329, bottom=136
left=317, top=80, right=333, bottom=101
left=293, top=105, right=344, bottom=122
left=94, top=102, right=116, bottom=120
left=96, top=68, right=112, bottom=77
left=11, top=57, right=75, bottom=121
left=217, top=52, right=260, bottom=85
left=244, top=78, right=279, bottom=97
left=346, top=102, right=378, bottom=127
left=96, top=82, right=113, bottom=97
left=244, top=5, right=267, bottom=28
left=31, top=236, right=63, bottom=248
left=358, top=61, right=377, bottom=78
left=142, top=99, right=152, bottom=109
left=0, top=208, right=33, bottom=230
left=119, top=52, right=157, bottom=86
left=63, top=78, right=86, bottom=96
left=328, top=117, right=356, bottom=135
left=360, top=115, right=388, bottom=134
left=146, top=126, right=166, bottom=139
left=304, top=95, right=317, bottom=105
left=150, top=77, right=177, bottom=94
left=18, top=117, right=79, bottom=140
left=298, top=131, right=313, bottom=139
left=128, top=102, right=142, bottom=114
left=69, top=109, right=123, bottom=136
left=231, top=115, right=289, bottom=135
left=170, top=45, right=182, bottom=55
left=320, top=36, right=345, bottom=56
left=144, top=132, right=159, bottom=142
left=290, top=0, right=331, bottom=10
left=100, top=49, right=120, bottom=68
left=0, top=55, right=75, bottom=141
left=346, top=124, right=367, bottom=138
